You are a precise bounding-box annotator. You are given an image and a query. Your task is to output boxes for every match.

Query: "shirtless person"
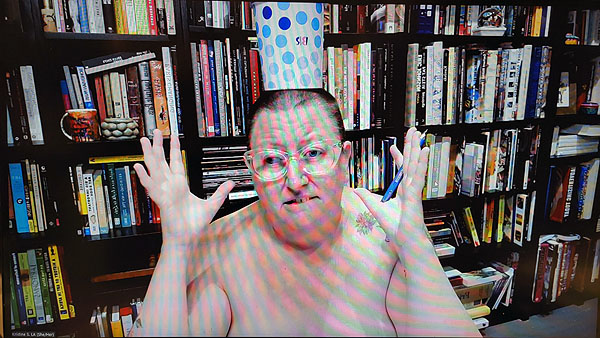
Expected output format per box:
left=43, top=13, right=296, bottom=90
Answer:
left=131, top=90, right=480, bottom=336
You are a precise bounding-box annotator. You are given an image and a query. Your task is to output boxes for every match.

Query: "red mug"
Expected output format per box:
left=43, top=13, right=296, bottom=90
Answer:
left=60, top=109, right=101, bottom=142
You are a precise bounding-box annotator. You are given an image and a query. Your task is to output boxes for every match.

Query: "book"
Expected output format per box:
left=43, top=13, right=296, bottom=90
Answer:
left=83, top=51, right=156, bottom=75
left=149, top=60, right=170, bottom=136
left=461, top=267, right=505, bottom=287
left=19, top=66, right=44, bottom=145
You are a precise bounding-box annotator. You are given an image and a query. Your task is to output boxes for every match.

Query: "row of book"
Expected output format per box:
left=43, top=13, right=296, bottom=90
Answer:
left=201, top=145, right=256, bottom=201
left=347, top=136, right=398, bottom=192
left=324, top=43, right=396, bottom=131
left=67, top=47, right=183, bottom=138
left=8, top=161, right=60, bottom=234
left=446, top=260, right=516, bottom=314
left=187, top=0, right=254, bottom=30
left=6, top=66, right=44, bottom=146
left=557, top=55, right=600, bottom=115
left=9, top=246, right=75, bottom=329
left=40, top=0, right=176, bottom=34
left=90, top=299, right=143, bottom=337
left=550, top=125, right=600, bottom=158
left=325, top=4, right=552, bottom=37
left=566, top=9, right=600, bottom=46
left=545, top=158, right=599, bottom=223
left=423, top=127, right=540, bottom=201
left=405, top=42, right=552, bottom=127
left=67, top=154, right=186, bottom=238
left=531, top=235, right=600, bottom=303
left=191, top=39, right=261, bottom=137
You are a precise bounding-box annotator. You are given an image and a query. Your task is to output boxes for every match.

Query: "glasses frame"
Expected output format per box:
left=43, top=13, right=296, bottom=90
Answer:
left=244, top=139, right=344, bottom=182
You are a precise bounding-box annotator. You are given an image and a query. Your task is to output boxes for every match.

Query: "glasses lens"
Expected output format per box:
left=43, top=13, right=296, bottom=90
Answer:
left=301, top=142, right=339, bottom=175
left=253, top=150, right=287, bottom=180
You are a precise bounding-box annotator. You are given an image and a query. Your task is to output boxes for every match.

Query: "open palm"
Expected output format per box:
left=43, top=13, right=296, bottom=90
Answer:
left=133, top=129, right=235, bottom=247
left=355, top=128, right=430, bottom=252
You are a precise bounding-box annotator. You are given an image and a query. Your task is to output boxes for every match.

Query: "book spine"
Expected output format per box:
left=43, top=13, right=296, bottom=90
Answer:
left=112, top=0, right=125, bottom=33
left=134, top=0, right=149, bottom=34
left=9, top=263, right=22, bottom=329
left=214, top=40, right=228, bottom=136
left=190, top=42, right=206, bottom=137
left=463, top=207, right=480, bottom=246
left=161, top=46, right=178, bottom=136
left=109, top=72, right=124, bottom=118
left=83, top=171, right=100, bottom=236
left=9, top=163, right=30, bottom=233
left=93, top=170, right=109, bottom=234
left=34, top=249, right=52, bottom=323
left=149, top=60, right=170, bottom=136
left=22, top=161, right=38, bottom=233
left=155, top=0, right=166, bottom=34
left=119, top=73, right=130, bottom=118
left=207, top=40, right=221, bottom=136
left=129, top=169, right=143, bottom=226
left=101, top=0, right=116, bottom=33
left=115, top=167, right=132, bottom=227
left=77, top=0, right=90, bottom=32
left=170, top=46, right=183, bottom=135
left=105, top=164, right=122, bottom=227
left=94, top=76, right=107, bottom=122
left=125, top=65, right=144, bottom=136
left=123, top=165, right=136, bottom=226
left=27, top=249, right=46, bottom=324
left=19, top=66, right=44, bottom=145
left=47, top=246, right=70, bottom=320
left=18, top=252, right=36, bottom=325
left=30, top=162, right=46, bottom=231
left=200, top=40, right=215, bottom=136
left=164, top=0, right=175, bottom=34
left=137, top=61, right=157, bottom=136
left=146, top=0, right=157, bottom=35
left=124, top=0, right=137, bottom=33
left=11, top=253, right=27, bottom=326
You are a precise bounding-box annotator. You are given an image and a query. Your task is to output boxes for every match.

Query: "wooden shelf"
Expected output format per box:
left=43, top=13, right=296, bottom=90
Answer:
left=43, top=32, right=172, bottom=42
left=91, top=268, right=155, bottom=283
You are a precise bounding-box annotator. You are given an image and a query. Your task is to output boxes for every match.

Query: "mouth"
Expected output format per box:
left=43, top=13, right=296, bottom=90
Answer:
left=283, top=196, right=319, bottom=205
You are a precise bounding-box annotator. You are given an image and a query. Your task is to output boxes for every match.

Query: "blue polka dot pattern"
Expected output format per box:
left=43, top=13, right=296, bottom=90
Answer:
left=275, top=35, right=287, bottom=48
left=262, top=24, right=271, bottom=38
left=262, top=6, right=272, bottom=19
left=296, top=11, right=307, bottom=25
left=298, top=56, right=309, bottom=69
left=316, top=3, right=322, bottom=14
left=314, top=68, right=322, bottom=83
left=268, top=81, right=276, bottom=89
left=283, top=69, right=294, bottom=82
left=314, top=35, right=321, bottom=48
left=258, top=38, right=263, bottom=50
left=311, top=18, right=319, bottom=31
left=269, top=63, right=279, bottom=75
left=278, top=17, right=291, bottom=30
left=265, top=44, right=274, bottom=57
left=282, top=51, right=294, bottom=64
left=300, top=73, right=311, bottom=86
left=310, top=52, right=319, bottom=65
left=277, top=2, right=290, bottom=10
left=255, top=23, right=259, bottom=35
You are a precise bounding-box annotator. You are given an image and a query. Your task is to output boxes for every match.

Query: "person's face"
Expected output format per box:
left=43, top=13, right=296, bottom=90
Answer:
left=249, top=97, right=351, bottom=250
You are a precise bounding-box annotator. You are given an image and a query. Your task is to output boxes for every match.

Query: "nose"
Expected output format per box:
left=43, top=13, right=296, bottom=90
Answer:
left=285, top=157, right=308, bottom=190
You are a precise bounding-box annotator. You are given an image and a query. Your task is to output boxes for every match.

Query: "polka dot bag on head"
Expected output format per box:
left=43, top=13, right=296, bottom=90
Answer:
left=252, top=2, right=324, bottom=90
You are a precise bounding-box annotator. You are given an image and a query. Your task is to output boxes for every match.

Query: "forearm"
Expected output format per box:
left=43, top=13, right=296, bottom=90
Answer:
left=131, top=244, right=190, bottom=336
left=389, top=233, right=480, bottom=336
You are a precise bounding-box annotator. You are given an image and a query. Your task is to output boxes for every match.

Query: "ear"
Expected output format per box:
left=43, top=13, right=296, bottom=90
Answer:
left=340, top=140, right=352, bottom=168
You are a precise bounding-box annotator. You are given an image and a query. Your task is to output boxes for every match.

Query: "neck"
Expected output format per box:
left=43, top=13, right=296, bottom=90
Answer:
left=262, top=209, right=344, bottom=264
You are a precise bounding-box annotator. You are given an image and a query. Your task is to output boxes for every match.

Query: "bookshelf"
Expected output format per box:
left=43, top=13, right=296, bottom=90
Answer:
left=2, top=0, right=600, bottom=336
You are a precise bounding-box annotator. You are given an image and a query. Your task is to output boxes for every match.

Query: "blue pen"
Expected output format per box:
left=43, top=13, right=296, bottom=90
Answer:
left=381, top=130, right=428, bottom=202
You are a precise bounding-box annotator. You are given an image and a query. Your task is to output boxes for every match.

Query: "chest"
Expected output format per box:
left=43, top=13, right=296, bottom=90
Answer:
left=220, top=229, right=398, bottom=335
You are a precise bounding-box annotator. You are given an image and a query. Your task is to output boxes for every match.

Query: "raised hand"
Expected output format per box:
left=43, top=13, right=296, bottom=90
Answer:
left=133, top=129, right=235, bottom=248
left=354, top=127, right=430, bottom=253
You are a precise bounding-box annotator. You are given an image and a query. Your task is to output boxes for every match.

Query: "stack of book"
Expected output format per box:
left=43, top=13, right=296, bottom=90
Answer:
left=347, top=136, right=397, bottom=192
left=426, top=209, right=458, bottom=257
left=531, top=235, right=599, bottom=303
left=550, top=125, right=600, bottom=158
left=187, top=0, right=255, bottom=30
left=8, top=161, right=60, bottom=234
left=39, top=0, right=176, bottom=34
left=545, top=158, right=599, bottom=223
left=6, top=66, right=44, bottom=146
left=450, top=263, right=514, bottom=314
left=191, top=39, right=260, bottom=137
left=405, top=43, right=552, bottom=126
left=68, top=153, right=187, bottom=238
left=324, top=43, right=396, bottom=130
left=90, top=298, right=143, bottom=337
left=63, top=47, right=183, bottom=139
left=201, top=146, right=255, bottom=201
left=9, top=246, right=75, bottom=330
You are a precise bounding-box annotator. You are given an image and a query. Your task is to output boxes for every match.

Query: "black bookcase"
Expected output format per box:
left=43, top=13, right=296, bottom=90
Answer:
left=2, top=1, right=600, bottom=336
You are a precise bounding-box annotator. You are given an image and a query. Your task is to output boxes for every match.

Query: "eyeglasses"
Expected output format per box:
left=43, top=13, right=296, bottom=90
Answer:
left=244, top=140, right=343, bottom=182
